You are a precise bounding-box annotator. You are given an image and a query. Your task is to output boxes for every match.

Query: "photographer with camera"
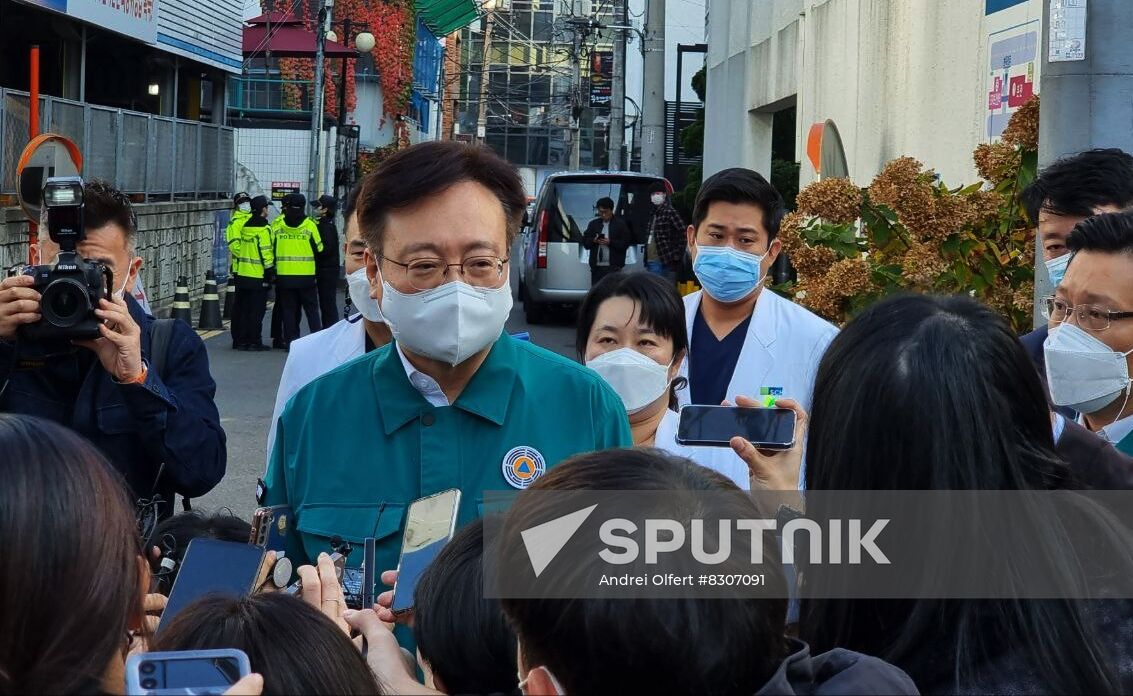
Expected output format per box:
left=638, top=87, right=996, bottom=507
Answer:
left=0, top=178, right=226, bottom=513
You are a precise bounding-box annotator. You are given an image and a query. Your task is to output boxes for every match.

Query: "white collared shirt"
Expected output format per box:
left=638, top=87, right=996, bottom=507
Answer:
left=396, top=343, right=450, bottom=407
left=1079, top=411, right=1133, bottom=446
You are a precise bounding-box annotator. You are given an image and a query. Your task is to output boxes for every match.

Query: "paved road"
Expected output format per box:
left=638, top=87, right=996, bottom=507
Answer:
left=191, top=290, right=577, bottom=519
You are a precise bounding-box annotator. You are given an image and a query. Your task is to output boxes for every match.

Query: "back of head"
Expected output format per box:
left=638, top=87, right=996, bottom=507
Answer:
left=414, top=517, right=517, bottom=695
left=152, top=593, right=381, bottom=695
left=0, top=414, right=143, bottom=694
left=692, top=168, right=785, bottom=238
left=282, top=193, right=307, bottom=226
left=1021, top=148, right=1133, bottom=224
left=356, top=141, right=526, bottom=253
left=149, top=511, right=253, bottom=595
left=499, top=448, right=789, bottom=695
left=805, top=294, right=1060, bottom=491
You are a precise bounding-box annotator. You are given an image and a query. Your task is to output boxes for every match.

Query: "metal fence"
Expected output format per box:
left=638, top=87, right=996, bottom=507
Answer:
left=0, top=88, right=235, bottom=200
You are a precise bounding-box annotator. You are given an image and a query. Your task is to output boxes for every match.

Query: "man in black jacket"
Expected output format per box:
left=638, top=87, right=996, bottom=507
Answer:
left=313, top=194, right=342, bottom=328
left=581, top=197, right=632, bottom=287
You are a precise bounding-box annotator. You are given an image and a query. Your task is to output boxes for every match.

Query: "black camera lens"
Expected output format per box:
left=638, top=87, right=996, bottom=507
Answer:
left=40, top=278, right=91, bottom=328
left=140, top=662, right=156, bottom=675
left=140, top=677, right=158, bottom=689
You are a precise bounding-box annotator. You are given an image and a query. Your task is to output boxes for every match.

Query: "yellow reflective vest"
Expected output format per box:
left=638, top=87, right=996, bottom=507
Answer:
left=271, top=216, right=324, bottom=277
left=225, top=210, right=252, bottom=276
left=230, top=217, right=275, bottom=280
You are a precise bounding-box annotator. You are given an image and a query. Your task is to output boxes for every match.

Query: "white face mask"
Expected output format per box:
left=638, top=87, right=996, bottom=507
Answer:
left=380, top=277, right=513, bottom=366
left=238, top=202, right=252, bottom=213
left=650, top=193, right=665, bottom=206
left=1045, top=253, right=1071, bottom=287
left=347, top=266, right=385, bottom=323
left=1044, top=323, right=1133, bottom=414
left=586, top=347, right=672, bottom=414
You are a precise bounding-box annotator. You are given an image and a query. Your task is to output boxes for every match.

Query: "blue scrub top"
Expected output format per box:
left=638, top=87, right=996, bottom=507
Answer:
left=264, top=333, right=633, bottom=576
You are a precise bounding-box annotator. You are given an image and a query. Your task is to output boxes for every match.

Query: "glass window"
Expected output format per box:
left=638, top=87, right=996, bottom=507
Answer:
left=543, top=177, right=664, bottom=244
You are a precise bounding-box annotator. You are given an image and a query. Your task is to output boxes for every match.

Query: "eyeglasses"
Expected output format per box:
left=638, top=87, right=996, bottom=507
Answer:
left=1042, top=295, right=1133, bottom=331
left=381, top=255, right=508, bottom=291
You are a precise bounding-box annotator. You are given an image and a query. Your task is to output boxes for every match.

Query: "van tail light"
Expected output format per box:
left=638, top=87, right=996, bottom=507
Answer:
left=663, top=179, right=674, bottom=194
left=536, top=210, right=549, bottom=269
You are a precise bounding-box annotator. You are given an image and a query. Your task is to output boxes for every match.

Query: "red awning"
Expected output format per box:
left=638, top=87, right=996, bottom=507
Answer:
left=243, top=24, right=356, bottom=58
left=245, top=11, right=304, bottom=26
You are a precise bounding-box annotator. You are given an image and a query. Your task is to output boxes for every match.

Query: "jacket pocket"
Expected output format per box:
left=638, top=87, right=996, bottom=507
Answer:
left=296, top=502, right=405, bottom=546
left=97, top=403, right=135, bottom=435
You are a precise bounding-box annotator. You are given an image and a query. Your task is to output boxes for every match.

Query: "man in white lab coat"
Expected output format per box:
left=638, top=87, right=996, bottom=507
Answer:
left=265, top=185, right=392, bottom=466
left=660, top=168, right=836, bottom=486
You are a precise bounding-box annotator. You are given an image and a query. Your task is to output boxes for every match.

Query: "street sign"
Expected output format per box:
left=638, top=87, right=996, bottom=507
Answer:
left=271, top=181, right=301, bottom=202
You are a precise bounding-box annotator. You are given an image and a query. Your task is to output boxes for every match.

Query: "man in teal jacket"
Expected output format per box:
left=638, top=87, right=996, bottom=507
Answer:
left=263, top=141, right=631, bottom=576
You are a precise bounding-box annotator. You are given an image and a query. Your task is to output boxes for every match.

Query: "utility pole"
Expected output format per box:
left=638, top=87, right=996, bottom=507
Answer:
left=308, top=0, right=329, bottom=202
left=608, top=0, right=627, bottom=170
left=475, top=10, right=496, bottom=144
left=640, top=0, right=665, bottom=176
left=1032, top=0, right=1133, bottom=325
left=569, top=0, right=584, bottom=170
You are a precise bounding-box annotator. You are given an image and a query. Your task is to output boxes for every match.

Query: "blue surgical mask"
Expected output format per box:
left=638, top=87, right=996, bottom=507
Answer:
left=1045, top=253, right=1071, bottom=287
left=692, top=245, right=765, bottom=303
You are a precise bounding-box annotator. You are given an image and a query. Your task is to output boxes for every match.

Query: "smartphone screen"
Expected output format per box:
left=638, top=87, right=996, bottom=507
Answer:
left=390, top=489, right=462, bottom=615
left=677, top=405, right=797, bottom=449
left=158, top=539, right=265, bottom=636
left=127, top=649, right=249, bottom=694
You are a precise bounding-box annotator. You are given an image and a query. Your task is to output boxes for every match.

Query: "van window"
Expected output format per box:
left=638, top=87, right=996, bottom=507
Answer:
left=544, top=178, right=662, bottom=244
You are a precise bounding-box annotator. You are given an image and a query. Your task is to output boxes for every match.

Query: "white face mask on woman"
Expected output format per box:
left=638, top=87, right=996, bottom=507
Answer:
left=586, top=347, right=672, bottom=414
left=380, top=277, right=513, bottom=366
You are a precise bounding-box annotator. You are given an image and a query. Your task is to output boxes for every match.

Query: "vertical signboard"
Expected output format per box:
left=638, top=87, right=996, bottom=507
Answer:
left=589, top=51, right=614, bottom=108
left=984, top=0, right=1042, bottom=141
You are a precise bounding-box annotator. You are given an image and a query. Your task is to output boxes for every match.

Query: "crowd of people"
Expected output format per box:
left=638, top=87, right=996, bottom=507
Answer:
left=3, top=139, right=1133, bottom=694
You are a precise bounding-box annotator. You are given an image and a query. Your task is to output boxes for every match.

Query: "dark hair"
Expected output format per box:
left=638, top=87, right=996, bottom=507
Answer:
left=692, top=168, right=785, bottom=239
left=596, top=196, right=615, bottom=210
left=1021, top=148, right=1133, bottom=225
left=1067, top=209, right=1133, bottom=256
left=649, top=181, right=668, bottom=195
left=499, top=449, right=789, bottom=696
left=357, top=141, right=526, bottom=251
left=84, top=178, right=137, bottom=249
left=0, top=414, right=144, bottom=694
left=149, top=511, right=253, bottom=595
left=800, top=294, right=1122, bottom=693
left=152, top=593, right=382, bottom=695
left=343, top=181, right=363, bottom=224
left=414, top=517, right=517, bottom=695
left=575, top=271, right=689, bottom=408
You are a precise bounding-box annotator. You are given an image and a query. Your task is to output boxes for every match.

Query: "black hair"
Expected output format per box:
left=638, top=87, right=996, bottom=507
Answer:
left=596, top=196, right=615, bottom=210
left=414, top=517, right=518, bottom=695
left=148, top=511, right=253, bottom=595
left=84, top=178, right=138, bottom=248
left=357, top=141, right=526, bottom=251
left=1067, top=209, right=1133, bottom=256
left=575, top=271, right=689, bottom=408
left=692, top=168, right=785, bottom=239
left=499, top=449, right=789, bottom=696
left=649, top=181, right=668, bottom=195
left=800, top=294, right=1124, bottom=693
left=0, top=415, right=144, bottom=694
left=152, top=593, right=383, bottom=695
left=1021, top=148, right=1133, bottom=225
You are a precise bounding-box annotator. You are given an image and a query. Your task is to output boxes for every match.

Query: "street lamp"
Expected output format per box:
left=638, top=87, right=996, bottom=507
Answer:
left=327, top=20, right=375, bottom=197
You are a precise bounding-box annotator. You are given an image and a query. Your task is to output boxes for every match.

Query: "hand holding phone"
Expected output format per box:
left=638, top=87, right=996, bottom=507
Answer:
left=676, top=404, right=798, bottom=449
left=126, top=649, right=250, bottom=695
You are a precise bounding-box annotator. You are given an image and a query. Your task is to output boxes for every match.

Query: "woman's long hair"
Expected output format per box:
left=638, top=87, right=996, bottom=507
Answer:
left=800, top=294, right=1125, bottom=693
left=0, top=415, right=145, bottom=695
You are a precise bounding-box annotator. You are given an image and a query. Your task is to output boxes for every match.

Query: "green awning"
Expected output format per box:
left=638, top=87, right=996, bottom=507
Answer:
left=416, top=0, right=479, bottom=36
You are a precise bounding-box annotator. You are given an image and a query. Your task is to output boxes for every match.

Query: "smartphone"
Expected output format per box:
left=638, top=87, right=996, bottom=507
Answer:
left=157, top=539, right=265, bottom=636
left=676, top=405, right=797, bottom=449
left=125, top=649, right=250, bottom=695
left=249, top=504, right=293, bottom=553
left=362, top=537, right=377, bottom=610
left=390, top=489, right=462, bottom=616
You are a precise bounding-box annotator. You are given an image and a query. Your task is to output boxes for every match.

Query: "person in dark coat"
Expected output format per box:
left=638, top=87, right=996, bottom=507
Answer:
left=581, top=196, right=632, bottom=287
left=313, top=194, right=342, bottom=329
left=0, top=180, right=225, bottom=511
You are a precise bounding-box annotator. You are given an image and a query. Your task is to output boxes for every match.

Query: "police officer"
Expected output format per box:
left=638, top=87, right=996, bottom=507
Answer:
left=313, top=194, right=341, bottom=328
left=225, top=193, right=253, bottom=349
left=272, top=193, right=324, bottom=348
left=228, top=195, right=275, bottom=351
left=263, top=142, right=631, bottom=577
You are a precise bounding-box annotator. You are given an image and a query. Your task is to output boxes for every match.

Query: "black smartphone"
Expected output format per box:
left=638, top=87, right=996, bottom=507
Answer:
left=362, top=537, right=377, bottom=610
left=157, top=539, right=265, bottom=637
left=391, top=489, right=462, bottom=616
left=126, top=649, right=250, bottom=695
left=249, top=504, right=293, bottom=553
left=676, top=405, right=797, bottom=449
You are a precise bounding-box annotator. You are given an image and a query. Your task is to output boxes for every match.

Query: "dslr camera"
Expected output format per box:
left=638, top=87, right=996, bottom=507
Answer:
left=19, top=177, right=112, bottom=341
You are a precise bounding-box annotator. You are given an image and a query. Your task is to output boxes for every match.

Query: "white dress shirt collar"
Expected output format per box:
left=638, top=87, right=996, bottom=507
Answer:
left=396, top=343, right=450, bottom=407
